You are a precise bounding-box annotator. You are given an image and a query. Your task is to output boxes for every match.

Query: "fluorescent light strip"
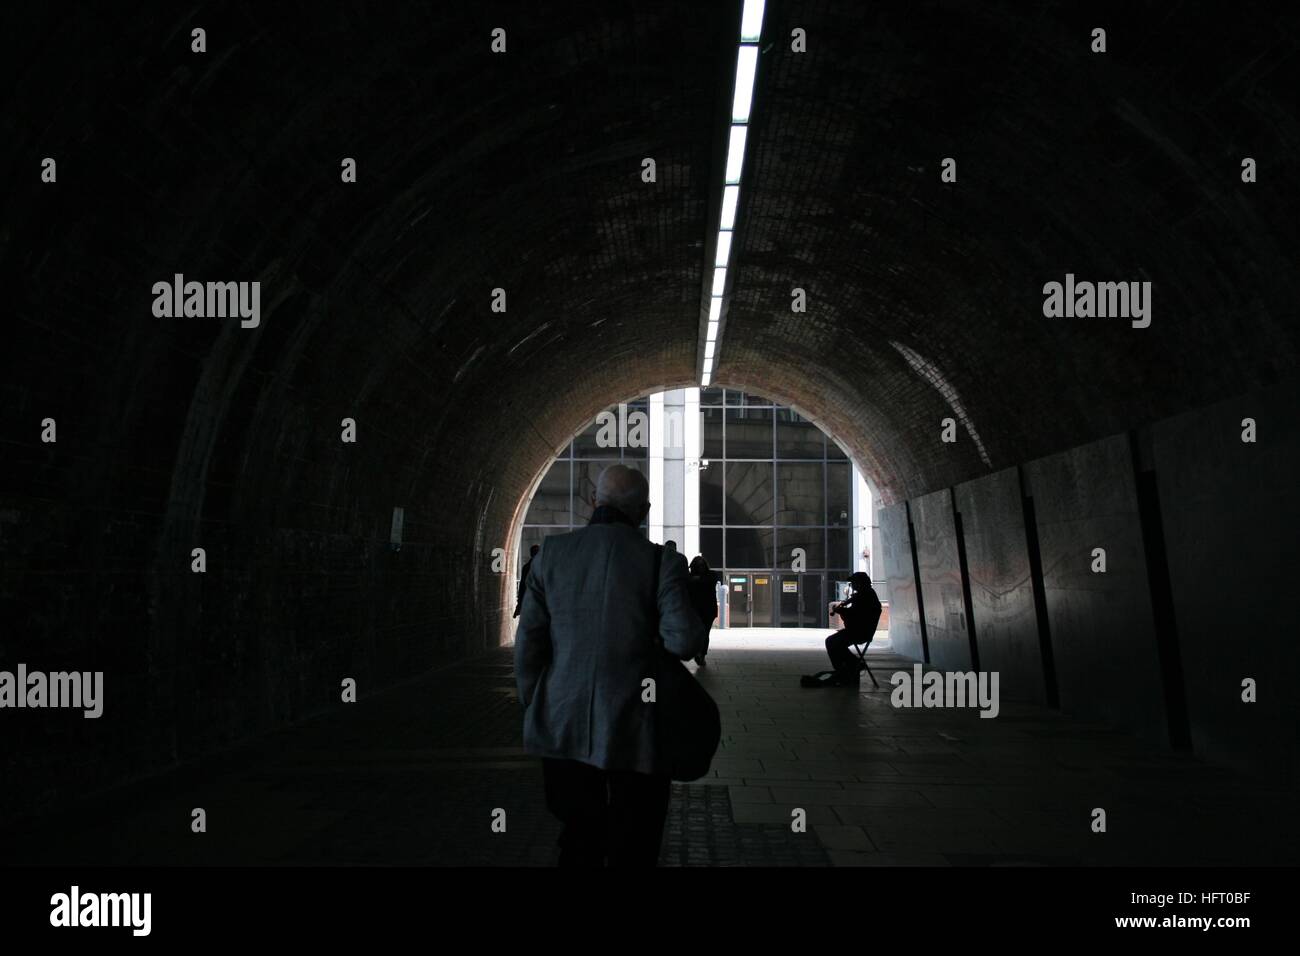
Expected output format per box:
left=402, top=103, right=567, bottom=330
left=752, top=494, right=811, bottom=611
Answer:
left=703, top=2, right=765, bottom=386
left=731, top=45, right=758, bottom=123
left=720, top=185, right=739, bottom=229
left=724, top=125, right=747, bottom=184
left=715, top=231, right=732, bottom=267
left=740, top=0, right=766, bottom=42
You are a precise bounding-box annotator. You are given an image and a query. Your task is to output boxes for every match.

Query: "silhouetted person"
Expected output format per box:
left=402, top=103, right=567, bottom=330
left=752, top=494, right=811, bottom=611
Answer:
left=802, top=572, right=882, bottom=687
left=686, top=555, right=719, bottom=666
left=513, top=544, right=541, bottom=618
left=515, top=464, right=707, bottom=866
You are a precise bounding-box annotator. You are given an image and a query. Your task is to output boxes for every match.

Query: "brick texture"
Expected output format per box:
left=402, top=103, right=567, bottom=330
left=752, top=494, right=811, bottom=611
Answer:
left=0, top=1, right=1296, bottom=817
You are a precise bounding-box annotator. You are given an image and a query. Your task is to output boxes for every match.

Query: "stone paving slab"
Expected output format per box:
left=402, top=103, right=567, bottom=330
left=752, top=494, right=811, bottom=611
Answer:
left=813, top=825, right=876, bottom=851
left=769, top=786, right=931, bottom=808
left=2, top=644, right=1296, bottom=866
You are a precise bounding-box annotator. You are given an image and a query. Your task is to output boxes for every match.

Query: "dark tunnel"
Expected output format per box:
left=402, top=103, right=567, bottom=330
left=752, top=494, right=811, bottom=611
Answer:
left=1, top=0, right=1298, bottom=884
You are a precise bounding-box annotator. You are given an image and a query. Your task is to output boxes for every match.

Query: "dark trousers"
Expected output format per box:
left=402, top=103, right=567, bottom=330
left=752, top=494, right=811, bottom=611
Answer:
left=826, top=628, right=868, bottom=673
left=542, top=758, right=671, bottom=867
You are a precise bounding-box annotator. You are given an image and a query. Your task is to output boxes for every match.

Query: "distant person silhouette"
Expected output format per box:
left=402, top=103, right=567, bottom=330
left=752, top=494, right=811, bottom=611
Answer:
left=515, top=464, right=707, bottom=866
left=686, top=556, right=719, bottom=666
left=513, top=544, right=541, bottom=618
left=802, top=572, right=882, bottom=687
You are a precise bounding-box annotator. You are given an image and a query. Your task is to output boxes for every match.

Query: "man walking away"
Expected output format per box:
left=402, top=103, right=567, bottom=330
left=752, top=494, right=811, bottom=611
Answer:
left=515, top=465, right=707, bottom=866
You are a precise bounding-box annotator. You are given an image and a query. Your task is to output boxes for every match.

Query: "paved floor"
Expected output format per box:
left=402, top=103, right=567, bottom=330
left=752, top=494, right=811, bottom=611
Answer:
left=3, top=633, right=1296, bottom=866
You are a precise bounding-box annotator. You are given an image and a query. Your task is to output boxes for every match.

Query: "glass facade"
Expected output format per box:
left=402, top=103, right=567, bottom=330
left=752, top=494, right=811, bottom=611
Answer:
left=697, top=388, right=852, bottom=628
left=519, top=390, right=859, bottom=628
left=518, top=400, right=650, bottom=561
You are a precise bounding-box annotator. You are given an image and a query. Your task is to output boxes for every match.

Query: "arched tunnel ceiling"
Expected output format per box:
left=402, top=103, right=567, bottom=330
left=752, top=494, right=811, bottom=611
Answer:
left=721, top=0, right=1299, bottom=503
left=2, top=1, right=1297, bottom=653
left=3, top=1, right=728, bottom=562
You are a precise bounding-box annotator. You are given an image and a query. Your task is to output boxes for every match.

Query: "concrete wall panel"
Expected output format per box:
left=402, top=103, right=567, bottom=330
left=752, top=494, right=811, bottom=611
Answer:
left=1152, top=379, right=1300, bottom=781
left=954, top=467, right=1046, bottom=704
left=912, top=489, right=972, bottom=671
left=1024, top=434, right=1166, bottom=744
left=879, top=502, right=924, bottom=661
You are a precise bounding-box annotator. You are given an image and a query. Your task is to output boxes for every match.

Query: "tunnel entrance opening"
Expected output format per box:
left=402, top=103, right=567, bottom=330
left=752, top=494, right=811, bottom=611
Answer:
left=504, top=385, right=887, bottom=645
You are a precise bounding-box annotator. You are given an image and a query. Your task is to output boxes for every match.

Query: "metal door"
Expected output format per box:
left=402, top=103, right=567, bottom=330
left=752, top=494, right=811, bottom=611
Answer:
left=727, top=575, right=750, bottom=628
left=778, top=574, right=801, bottom=626
left=801, top=573, right=824, bottom=627
left=751, top=574, right=773, bottom=628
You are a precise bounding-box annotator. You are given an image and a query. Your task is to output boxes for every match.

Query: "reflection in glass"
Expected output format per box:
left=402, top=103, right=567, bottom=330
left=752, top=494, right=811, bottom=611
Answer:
left=726, top=526, right=774, bottom=568
left=699, top=459, right=725, bottom=525
left=573, top=403, right=651, bottom=459
left=724, top=406, right=773, bottom=458
left=700, top=528, right=724, bottom=568
left=776, top=407, right=824, bottom=459
left=702, top=407, right=724, bottom=460
left=777, top=462, right=824, bottom=525
left=724, top=461, right=774, bottom=525
left=776, top=527, right=825, bottom=569
left=826, top=462, right=851, bottom=526
left=572, top=419, right=605, bottom=458
left=827, top=529, right=852, bottom=569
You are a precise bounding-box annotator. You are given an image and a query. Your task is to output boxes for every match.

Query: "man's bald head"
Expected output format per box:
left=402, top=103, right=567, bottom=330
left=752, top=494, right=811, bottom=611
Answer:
left=595, top=464, right=650, bottom=522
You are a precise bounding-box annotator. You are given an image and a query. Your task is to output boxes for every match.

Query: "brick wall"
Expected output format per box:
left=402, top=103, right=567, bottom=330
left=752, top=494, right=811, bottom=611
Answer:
left=1, top=0, right=1296, bottom=817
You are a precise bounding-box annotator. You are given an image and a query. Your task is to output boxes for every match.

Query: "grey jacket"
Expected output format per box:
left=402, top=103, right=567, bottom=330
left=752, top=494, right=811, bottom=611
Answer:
left=514, top=515, right=708, bottom=775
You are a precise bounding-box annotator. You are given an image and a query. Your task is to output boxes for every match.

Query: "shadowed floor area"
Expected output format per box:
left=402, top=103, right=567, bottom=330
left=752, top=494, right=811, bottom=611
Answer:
left=4, top=2, right=1297, bottom=851
left=3, top=641, right=1295, bottom=867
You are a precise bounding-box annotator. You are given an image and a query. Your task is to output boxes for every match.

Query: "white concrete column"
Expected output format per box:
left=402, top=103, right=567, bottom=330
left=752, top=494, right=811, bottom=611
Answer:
left=683, top=387, right=701, bottom=559
left=853, top=466, right=873, bottom=579
left=649, top=392, right=665, bottom=543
